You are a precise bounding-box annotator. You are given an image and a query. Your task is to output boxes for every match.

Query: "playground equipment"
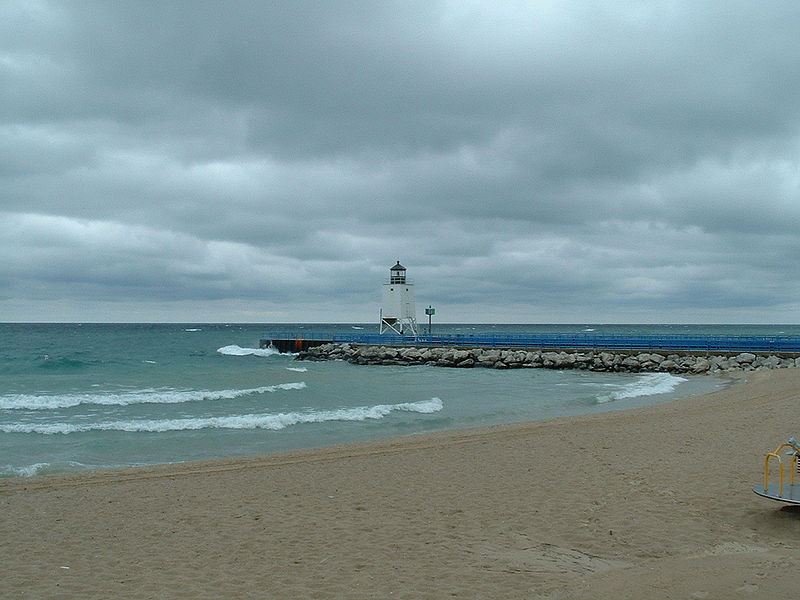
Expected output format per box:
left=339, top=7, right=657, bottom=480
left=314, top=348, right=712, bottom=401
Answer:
left=753, top=438, right=800, bottom=504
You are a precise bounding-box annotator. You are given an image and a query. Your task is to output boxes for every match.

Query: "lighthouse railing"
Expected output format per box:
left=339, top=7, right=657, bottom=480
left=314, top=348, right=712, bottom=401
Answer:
left=327, top=333, right=800, bottom=352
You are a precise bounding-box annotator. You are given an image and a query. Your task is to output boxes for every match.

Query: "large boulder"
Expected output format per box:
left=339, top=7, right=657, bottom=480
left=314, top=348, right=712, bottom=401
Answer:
left=401, top=348, right=423, bottom=361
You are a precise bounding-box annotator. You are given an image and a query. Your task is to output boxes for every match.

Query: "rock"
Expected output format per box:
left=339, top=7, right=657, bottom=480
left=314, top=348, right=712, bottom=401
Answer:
left=361, top=346, right=379, bottom=358
left=525, top=351, right=542, bottom=364
left=599, top=352, right=618, bottom=367
left=558, top=352, right=576, bottom=366
left=380, top=347, right=398, bottom=359
left=710, top=357, right=730, bottom=370
left=292, top=342, right=800, bottom=377
left=477, top=350, right=501, bottom=364
left=622, top=357, right=640, bottom=369
left=542, top=351, right=561, bottom=367
left=659, top=359, right=679, bottom=371
left=401, top=348, right=422, bottom=361
left=452, top=350, right=471, bottom=362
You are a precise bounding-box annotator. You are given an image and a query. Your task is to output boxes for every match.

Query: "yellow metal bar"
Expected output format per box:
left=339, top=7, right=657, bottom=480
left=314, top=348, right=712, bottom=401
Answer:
left=762, top=443, right=800, bottom=496
left=765, top=453, right=779, bottom=492
left=780, top=463, right=786, bottom=496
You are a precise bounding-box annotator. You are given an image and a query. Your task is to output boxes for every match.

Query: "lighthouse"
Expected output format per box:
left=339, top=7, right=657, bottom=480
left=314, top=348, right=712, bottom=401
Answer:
left=380, top=261, right=418, bottom=335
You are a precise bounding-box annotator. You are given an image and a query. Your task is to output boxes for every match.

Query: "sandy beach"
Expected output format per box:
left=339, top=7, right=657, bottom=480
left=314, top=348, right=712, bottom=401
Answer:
left=2, top=368, right=800, bottom=599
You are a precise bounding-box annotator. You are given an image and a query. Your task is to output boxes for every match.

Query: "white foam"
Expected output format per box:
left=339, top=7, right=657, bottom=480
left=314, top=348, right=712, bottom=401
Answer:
left=1, top=397, right=444, bottom=434
left=0, top=382, right=307, bottom=410
left=0, top=461, right=87, bottom=477
left=3, top=462, right=53, bottom=477
left=285, top=367, right=307, bottom=372
left=597, top=373, right=687, bottom=403
left=217, top=345, right=279, bottom=357
left=184, top=328, right=202, bottom=332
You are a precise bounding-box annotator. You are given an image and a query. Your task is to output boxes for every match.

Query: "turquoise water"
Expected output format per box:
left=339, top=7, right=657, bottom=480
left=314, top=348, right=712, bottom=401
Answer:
left=0, top=323, right=761, bottom=477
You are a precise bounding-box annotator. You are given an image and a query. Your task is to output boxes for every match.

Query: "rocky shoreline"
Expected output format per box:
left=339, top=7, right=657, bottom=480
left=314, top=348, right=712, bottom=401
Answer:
left=296, top=343, right=800, bottom=375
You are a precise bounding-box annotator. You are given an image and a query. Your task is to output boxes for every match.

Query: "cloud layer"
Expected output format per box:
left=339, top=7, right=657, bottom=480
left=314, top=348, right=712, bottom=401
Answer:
left=2, top=1, right=799, bottom=322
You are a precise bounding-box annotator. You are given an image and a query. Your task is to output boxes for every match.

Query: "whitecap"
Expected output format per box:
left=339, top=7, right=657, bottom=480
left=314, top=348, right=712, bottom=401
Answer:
left=596, top=373, right=687, bottom=403
left=217, top=344, right=279, bottom=357
left=1, top=397, right=444, bottom=434
left=0, top=382, right=307, bottom=410
left=0, top=461, right=88, bottom=477
left=285, top=367, right=308, bottom=372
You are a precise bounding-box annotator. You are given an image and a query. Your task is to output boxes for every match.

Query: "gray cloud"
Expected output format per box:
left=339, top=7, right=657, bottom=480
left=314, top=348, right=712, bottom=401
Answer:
left=2, top=0, right=799, bottom=322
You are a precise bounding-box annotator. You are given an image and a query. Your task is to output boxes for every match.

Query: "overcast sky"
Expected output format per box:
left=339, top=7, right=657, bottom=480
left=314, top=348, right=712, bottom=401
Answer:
left=2, top=1, right=799, bottom=323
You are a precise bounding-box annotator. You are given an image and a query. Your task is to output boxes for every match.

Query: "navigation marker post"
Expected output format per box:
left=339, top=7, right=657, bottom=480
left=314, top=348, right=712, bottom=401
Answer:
left=425, top=305, right=435, bottom=334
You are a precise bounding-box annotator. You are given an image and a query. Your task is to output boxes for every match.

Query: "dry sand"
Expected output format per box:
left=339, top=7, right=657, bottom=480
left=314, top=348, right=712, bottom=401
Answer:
left=2, top=368, right=800, bottom=599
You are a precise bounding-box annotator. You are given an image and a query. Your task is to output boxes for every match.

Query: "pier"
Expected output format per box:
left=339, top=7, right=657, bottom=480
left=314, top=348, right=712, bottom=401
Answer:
left=261, top=332, right=800, bottom=354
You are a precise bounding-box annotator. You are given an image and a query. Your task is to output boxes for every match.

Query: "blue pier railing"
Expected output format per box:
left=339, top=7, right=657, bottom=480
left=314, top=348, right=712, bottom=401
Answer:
left=265, top=332, right=800, bottom=353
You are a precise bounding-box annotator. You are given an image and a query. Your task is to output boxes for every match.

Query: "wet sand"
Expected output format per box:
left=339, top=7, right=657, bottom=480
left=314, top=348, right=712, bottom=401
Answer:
left=2, top=368, right=800, bottom=599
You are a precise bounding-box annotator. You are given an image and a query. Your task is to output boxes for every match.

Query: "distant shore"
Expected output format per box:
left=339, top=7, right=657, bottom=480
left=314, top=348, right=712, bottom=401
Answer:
left=2, top=368, right=799, bottom=598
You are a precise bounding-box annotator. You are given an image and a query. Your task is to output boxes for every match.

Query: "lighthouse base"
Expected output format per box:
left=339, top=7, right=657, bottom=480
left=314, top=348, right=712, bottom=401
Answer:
left=380, top=317, right=418, bottom=336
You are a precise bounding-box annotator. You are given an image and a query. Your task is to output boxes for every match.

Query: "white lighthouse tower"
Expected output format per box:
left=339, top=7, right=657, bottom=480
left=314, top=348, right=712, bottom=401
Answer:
left=380, top=261, right=418, bottom=335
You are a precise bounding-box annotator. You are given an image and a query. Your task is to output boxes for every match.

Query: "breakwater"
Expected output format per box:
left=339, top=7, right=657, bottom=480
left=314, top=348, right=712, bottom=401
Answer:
left=297, top=343, right=800, bottom=375
left=264, top=331, right=800, bottom=353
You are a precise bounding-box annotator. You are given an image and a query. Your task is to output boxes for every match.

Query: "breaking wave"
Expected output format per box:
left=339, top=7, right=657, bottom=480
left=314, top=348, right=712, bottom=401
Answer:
left=216, top=345, right=280, bottom=357
left=0, top=461, right=94, bottom=477
left=597, top=372, right=687, bottom=403
left=0, top=398, right=444, bottom=434
left=0, top=383, right=307, bottom=410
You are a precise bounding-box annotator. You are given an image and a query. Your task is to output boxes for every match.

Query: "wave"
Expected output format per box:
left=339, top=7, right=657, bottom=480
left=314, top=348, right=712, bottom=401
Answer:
left=597, top=373, right=687, bottom=403
left=38, top=356, right=109, bottom=370
left=217, top=345, right=280, bottom=357
left=285, top=367, right=307, bottom=372
left=0, top=397, right=444, bottom=435
left=0, top=461, right=92, bottom=477
left=0, top=383, right=306, bottom=410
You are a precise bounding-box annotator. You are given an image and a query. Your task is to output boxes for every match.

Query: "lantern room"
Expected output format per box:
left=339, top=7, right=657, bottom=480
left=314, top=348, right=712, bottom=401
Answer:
left=389, top=261, right=406, bottom=284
